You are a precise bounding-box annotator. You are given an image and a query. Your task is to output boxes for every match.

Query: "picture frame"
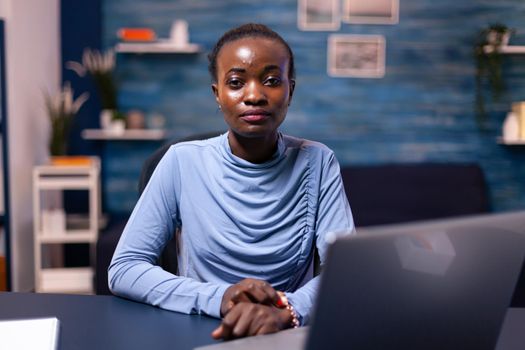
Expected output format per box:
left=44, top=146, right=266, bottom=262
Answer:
left=342, top=0, right=399, bottom=25
left=327, top=34, right=386, bottom=78
left=297, top=0, right=340, bottom=31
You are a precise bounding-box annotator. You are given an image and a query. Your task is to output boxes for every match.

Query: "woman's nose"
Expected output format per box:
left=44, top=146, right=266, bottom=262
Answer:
left=243, top=81, right=267, bottom=105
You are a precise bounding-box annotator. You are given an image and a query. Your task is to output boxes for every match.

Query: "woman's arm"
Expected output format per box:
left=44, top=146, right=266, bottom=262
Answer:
left=286, top=151, right=355, bottom=325
left=108, top=147, right=229, bottom=318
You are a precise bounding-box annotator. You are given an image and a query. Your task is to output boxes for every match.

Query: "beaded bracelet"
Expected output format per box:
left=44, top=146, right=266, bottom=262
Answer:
left=285, top=302, right=300, bottom=328
left=277, top=291, right=300, bottom=329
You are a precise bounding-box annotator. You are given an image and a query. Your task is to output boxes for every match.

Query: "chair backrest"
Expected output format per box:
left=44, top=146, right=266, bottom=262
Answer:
left=138, top=131, right=224, bottom=195
left=138, top=131, right=223, bottom=274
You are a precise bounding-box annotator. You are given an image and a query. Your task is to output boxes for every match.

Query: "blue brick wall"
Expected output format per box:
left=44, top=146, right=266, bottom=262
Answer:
left=102, top=0, right=525, bottom=214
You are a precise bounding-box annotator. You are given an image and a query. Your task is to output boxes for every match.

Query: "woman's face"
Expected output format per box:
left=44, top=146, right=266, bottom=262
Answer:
left=212, top=37, right=294, bottom=139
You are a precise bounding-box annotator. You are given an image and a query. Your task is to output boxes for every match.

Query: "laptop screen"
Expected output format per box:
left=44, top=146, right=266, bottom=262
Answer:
left=306, top=210, right=525, bottom=350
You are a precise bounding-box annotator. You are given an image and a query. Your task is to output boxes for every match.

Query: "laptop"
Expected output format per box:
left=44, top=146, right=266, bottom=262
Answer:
left=196, top=210, right=525, bottom=350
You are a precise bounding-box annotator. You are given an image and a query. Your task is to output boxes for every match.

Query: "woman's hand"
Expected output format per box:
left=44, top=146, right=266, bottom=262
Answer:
left=220, top=278, right=281, bottom=316
left=212, top=302, right=291, bottom=340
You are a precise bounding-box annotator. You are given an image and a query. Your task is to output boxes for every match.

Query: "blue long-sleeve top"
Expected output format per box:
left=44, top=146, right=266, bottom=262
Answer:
left=108, top=132, right=354, bottom=325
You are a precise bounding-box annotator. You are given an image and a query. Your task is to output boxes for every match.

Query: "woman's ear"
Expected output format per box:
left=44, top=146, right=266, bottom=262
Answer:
left=288, top=79, right=296, bottom=106
left=211, top=84, right=220, bottom=104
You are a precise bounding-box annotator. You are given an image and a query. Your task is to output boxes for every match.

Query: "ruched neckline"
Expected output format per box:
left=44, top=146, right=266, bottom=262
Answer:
left=219, top=132, right=286, bottom=169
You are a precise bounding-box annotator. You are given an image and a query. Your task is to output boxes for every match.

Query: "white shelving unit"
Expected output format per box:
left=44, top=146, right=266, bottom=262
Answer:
left=115, top=40, right=201, bottom=54
left=483, top=45, right=525, bottom=54
left=81, top=129, right=166, bottom=141
left=33, top=157, right=101, bottom=294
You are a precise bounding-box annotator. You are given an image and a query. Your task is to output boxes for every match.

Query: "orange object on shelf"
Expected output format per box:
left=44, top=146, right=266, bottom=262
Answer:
left=117, top=28, right=156, bottom=42
left=50, top=156, right=93, bottom=167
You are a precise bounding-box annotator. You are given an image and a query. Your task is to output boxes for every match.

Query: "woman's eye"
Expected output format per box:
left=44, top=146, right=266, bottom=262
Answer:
left=226, top=79, right=243, bottom=89
left=264, top=77, right=281, bottom=86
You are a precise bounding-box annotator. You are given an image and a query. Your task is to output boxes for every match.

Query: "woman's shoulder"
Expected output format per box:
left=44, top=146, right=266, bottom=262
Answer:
left=167, top=133, right=223, bottom=155
left=282, top=134, right=334, bottom=156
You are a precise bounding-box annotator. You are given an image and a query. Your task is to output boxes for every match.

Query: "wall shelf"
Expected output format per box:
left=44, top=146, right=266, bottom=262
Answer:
left=36, top=232, right=97, bottom=244
left=82, top=129, right=166, bottom=141
left=483, top=45, right=525, bottom=54
left=497, top=137, right=525, bottom=145
left=115, top=40, right=201, bottom=54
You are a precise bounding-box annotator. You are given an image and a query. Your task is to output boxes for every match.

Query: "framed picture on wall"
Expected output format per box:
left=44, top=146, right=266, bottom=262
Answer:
left=297, top=0, right=340, bottom=31
left=342, top=0, right=399, bottom=25
left=327, top=34, right=386, bottom=78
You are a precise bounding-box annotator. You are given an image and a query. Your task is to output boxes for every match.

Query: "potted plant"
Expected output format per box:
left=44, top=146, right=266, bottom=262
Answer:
left=44, top=82, right=89, bottom=156
left=474, top=23, right=515, bottom=125
left=67, top=48, right=125, bottom=131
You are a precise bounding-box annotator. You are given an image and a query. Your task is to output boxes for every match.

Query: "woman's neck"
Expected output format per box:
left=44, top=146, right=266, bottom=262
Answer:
left=227, top=131, right=278, bottom=164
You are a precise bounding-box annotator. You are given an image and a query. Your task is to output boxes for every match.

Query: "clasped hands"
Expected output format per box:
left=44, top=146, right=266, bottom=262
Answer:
left=211, top=278, right=293, bottom=340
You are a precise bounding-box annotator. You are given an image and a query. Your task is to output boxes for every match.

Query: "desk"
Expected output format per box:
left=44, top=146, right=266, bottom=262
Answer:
left=0, top=292, right=220, bottom=349
left=0, top=292, right=523, bottom=350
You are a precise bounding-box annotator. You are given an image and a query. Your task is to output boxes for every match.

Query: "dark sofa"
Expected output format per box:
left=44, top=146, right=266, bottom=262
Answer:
left=96, top=162, right=494, bottom=293
left=341, top=163, right=490, bottom=227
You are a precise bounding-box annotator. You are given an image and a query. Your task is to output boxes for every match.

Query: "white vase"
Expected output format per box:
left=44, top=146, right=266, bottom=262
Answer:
left=100, top=109, right=114, bottom=130
left=170, top=20, right=189, bottom=47
left=503, top=112, right=519, bottom=142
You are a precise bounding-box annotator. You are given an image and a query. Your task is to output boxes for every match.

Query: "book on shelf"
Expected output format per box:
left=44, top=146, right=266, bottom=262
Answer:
left=117, top=28, right=156, bottom=42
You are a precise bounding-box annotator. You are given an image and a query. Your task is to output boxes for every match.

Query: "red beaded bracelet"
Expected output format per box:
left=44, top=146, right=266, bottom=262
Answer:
left=277, top=291, right=300, bottom=328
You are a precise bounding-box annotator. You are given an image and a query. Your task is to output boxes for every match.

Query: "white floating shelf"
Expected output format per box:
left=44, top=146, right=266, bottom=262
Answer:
left=82, top=129, right=166, bottom=141
left=36, top=232, right=97, bottom=244
left=483, top=45, right=525, bottom=54
left=497, top=137, right=525, bottom=145
left=115, top=40, right=201, bottom=54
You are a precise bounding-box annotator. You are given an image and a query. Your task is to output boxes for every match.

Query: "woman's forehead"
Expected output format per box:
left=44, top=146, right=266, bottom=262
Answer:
left=217, top=37, right=289, bottom=72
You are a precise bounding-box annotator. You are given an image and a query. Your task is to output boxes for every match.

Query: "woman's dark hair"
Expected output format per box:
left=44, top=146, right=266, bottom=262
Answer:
left=208, top=23, right=296, bottom=82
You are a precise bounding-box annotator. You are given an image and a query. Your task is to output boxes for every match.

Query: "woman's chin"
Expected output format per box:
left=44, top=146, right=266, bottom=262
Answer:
left=230, top=127, right=277, bottom=139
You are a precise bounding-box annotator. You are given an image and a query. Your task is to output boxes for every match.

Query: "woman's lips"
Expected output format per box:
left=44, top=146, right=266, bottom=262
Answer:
left=240, top=110, right=270, bottom=122
left=241, top=114, right=268, bottom=122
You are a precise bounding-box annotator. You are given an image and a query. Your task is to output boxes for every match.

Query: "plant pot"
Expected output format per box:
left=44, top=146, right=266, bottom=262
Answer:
left=126, top=110, right=145, bottom=129
left=106, top=119, right=125, bottom=135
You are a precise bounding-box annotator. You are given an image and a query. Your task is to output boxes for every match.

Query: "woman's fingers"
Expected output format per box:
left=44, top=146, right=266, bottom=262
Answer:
left=211, top=324, right=223, bottom=339
left=231, top=281, right=273, bottom=305
left=237, top=279, right=280, bottom=305
left=214, top=305, right=243, bottom=339
left=220, top=278, right=282, bottom=317
left=211, top=303, right=284, bottom=340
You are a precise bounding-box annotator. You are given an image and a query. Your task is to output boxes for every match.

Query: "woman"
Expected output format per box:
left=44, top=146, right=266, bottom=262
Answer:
left=109, top=23, right=354, bottom=340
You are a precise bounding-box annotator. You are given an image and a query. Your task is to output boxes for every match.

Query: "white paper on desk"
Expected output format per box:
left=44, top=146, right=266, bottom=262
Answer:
left=0, top=317, right=60, bottom=350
